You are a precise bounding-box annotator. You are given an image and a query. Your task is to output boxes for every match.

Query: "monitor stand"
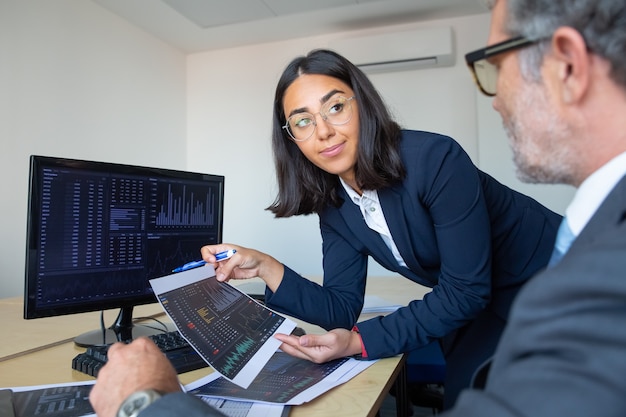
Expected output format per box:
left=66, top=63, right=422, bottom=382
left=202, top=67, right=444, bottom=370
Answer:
left=74, top=306, right=168, bottom=347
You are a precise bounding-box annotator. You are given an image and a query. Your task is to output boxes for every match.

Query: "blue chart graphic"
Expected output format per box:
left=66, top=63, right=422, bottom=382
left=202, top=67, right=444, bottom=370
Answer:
left=189, top=352, right=349, bottom=404
left=154, top=183, right=218, bottom=228
left=158, top=278, right=285, bottom=380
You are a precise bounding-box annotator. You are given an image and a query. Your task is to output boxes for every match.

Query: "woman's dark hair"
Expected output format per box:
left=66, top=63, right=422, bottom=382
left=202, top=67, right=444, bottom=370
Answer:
left=266, top=49, right=405, bottom=217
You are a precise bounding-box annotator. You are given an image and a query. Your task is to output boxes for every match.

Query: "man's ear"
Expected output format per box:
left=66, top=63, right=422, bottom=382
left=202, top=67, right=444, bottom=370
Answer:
left=548, top=26, right=590, bottom=104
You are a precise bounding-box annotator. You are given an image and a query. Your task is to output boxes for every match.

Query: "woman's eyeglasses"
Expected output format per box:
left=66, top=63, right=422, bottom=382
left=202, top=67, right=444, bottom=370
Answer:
left=283, top=96, right=355, bottom=142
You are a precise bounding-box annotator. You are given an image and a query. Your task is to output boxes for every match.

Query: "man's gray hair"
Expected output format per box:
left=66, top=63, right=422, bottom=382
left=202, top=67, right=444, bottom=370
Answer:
left=506, top=0, right=626, bottom=88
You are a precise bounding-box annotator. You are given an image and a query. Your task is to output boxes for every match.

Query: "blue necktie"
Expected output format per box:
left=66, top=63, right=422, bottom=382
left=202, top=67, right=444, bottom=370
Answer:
left=548, top=218, right=576, bottom=266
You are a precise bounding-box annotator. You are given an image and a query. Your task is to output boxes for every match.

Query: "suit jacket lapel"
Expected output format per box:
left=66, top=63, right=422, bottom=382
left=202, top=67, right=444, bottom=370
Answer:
left=571, top=174, right=626, bottom=253
left=378, top=187, right=431, bottom=278
left=336, top=187, right=415, bottom=274
left=336, top=189, right=396, bottom=265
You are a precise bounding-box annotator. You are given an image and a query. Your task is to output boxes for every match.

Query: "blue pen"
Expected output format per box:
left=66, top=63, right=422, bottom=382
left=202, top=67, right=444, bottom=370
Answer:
left=215, top=249, right=237, bottom=261
left=172, top=259, right=206, bottom=273
left=172, top=250, right=236, bottom=272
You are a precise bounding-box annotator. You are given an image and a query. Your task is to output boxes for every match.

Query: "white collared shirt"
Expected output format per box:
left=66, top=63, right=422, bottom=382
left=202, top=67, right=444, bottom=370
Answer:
left=565, top=151, right=626, bottom=236
left=340, top=178, right=407, bottom=267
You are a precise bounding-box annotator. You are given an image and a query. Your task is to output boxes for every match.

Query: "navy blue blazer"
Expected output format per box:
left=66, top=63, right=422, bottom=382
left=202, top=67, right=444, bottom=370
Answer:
left=266, top=130, right=561, bottom=359
left=446, top=175, right=626, bottom=416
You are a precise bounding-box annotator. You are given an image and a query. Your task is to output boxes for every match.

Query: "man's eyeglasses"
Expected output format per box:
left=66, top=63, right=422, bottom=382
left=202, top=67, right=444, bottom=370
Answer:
left=465, top=36, right=543, bottom=96
left=282, top=96, right=355, bottom=142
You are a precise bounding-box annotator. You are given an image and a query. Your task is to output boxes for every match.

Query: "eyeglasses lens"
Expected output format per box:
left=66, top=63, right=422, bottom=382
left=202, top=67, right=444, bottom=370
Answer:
left=285, top=96, right=353, bottom=141
left=473, top=59, right=498, bottom=96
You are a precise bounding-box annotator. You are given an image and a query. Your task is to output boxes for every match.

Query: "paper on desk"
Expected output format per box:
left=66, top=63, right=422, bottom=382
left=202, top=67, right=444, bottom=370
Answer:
left=361, top=295, right=403, bottom=313
left=6, top=380, right=288, bottom=417
left=200, top=397, right=289, bottom=417
left=150, top=265, right=296, bottom=389
left=9, top=381, right=96, bottom=417
left=185, top=351, right=375, bottom=405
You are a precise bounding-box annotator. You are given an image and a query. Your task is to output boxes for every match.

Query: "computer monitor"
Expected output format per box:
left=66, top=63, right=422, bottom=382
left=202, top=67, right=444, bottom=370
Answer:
left=24, top=155, right=224, bottom=347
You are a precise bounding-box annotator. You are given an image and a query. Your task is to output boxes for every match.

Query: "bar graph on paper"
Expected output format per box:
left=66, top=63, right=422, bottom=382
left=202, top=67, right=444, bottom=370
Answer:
left=150, top=267, right=296, bottom=388
left=156, top=276, right=288, bottom=381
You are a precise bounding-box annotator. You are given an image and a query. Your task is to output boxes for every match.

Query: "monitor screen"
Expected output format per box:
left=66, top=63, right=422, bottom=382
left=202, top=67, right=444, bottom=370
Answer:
left=24, top=155, right=224, bottom=346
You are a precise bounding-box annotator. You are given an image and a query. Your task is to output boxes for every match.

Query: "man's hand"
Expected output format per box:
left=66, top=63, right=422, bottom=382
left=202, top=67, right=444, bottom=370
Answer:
left=89, top=337, right=182, bottom=417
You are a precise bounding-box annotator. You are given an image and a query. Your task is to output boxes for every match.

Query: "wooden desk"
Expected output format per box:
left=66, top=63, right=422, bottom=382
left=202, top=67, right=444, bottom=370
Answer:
left=0, top=298, right=167, bottom=362
left=0, top=276, right=430, bottom=417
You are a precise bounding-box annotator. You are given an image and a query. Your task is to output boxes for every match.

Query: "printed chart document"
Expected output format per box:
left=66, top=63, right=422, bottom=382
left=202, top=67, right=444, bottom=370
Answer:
left=5, top=381, right=288, bottom=417
left=9, top=381, right=95, bottom=417
left=198, top=398, right=288, bottom=417
left=185, top=351, right=375, bottom=405
left=150, top=264, right=296, bottom=388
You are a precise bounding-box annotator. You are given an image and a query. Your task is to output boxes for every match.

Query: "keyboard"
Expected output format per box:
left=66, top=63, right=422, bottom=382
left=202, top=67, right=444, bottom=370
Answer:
left=71, top=330, right=209, bottom=377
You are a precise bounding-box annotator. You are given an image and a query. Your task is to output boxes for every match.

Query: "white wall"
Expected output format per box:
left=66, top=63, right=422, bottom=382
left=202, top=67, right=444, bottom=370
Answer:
left=0, top=1, right=187, bottom=297
left=186, top=13, right=569, bottom=279
left=1, top=5, right=574, bottom=299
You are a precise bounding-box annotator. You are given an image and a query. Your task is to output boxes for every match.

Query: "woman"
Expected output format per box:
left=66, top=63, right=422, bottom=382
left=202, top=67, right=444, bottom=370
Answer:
left=201, top=49, right=561, bottom=408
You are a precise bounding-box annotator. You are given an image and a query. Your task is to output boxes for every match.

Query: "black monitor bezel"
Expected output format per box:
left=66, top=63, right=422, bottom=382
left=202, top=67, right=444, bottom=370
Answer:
left=24, top=155, right=224, bottom=320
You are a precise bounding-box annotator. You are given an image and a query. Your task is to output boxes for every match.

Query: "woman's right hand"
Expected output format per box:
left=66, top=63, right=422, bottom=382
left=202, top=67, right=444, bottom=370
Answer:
left=200, top=244, right=284, bottom=292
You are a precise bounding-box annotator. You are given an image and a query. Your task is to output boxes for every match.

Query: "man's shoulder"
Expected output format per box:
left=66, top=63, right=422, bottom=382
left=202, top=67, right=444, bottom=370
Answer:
left=516, top=217, right=626, bottom=312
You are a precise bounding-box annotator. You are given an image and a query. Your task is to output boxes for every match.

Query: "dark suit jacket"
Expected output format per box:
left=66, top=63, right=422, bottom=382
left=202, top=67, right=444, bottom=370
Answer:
left=141, top=392, right=226, bottom=417
left=266, top=130, right=560, bottom=360
left=445, top=174, right=626, bottom=416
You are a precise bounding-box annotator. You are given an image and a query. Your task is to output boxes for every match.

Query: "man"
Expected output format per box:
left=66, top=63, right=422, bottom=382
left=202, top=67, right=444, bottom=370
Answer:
left=89, top=338, right=226, bottom=417
left=442, top=0, right=626, bottom=415
left=90, top=0, right=626, bottom=415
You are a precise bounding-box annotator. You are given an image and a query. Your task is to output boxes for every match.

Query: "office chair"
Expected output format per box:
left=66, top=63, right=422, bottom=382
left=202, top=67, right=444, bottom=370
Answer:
left=395, top=340, right=446, bottom=415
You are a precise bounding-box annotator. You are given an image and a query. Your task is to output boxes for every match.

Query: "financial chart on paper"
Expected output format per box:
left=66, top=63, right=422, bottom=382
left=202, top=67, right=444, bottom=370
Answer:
left=158, top=278, right=286, bottom=380
left=189, top=351, right=349, bottom=404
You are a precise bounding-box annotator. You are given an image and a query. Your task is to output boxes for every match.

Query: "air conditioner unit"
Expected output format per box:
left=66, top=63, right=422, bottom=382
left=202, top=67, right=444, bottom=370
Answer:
left=329, top=27, right=455, bottom=74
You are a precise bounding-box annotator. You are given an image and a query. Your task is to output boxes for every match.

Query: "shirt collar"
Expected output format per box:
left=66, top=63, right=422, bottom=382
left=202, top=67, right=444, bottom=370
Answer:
left=339, top=178, right=379, bottom=205
left=566, top=151, right=626, bottom=235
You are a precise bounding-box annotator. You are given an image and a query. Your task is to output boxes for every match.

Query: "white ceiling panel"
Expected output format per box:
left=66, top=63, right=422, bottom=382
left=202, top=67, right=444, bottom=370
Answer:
left=263, top=0, right=357, bottom=17
left=91, top=0, right=487, bottom=53
left=162, top=0, right=274, bottom=28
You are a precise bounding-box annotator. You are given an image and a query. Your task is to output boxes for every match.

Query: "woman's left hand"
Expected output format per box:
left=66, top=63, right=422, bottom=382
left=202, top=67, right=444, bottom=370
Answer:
left=274, top=328, right=362, bottom=363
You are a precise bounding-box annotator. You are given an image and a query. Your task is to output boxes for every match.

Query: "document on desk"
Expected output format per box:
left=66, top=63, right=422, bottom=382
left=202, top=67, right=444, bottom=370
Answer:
left=150, top=265, right=297, bottom=389
left=0, top=389, right=15, bottom=417
left=8, top=381, right=95, bottom=417
left=5, top=380, right=288, bottom=417
left=185, top=351, right=375, bottom=405
left=361, top=295, right=403, bottom=314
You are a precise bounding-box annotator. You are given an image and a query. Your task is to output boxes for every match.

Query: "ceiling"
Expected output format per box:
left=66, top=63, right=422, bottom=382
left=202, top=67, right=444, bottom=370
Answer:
left=91, top=0, right=487, bottom=54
